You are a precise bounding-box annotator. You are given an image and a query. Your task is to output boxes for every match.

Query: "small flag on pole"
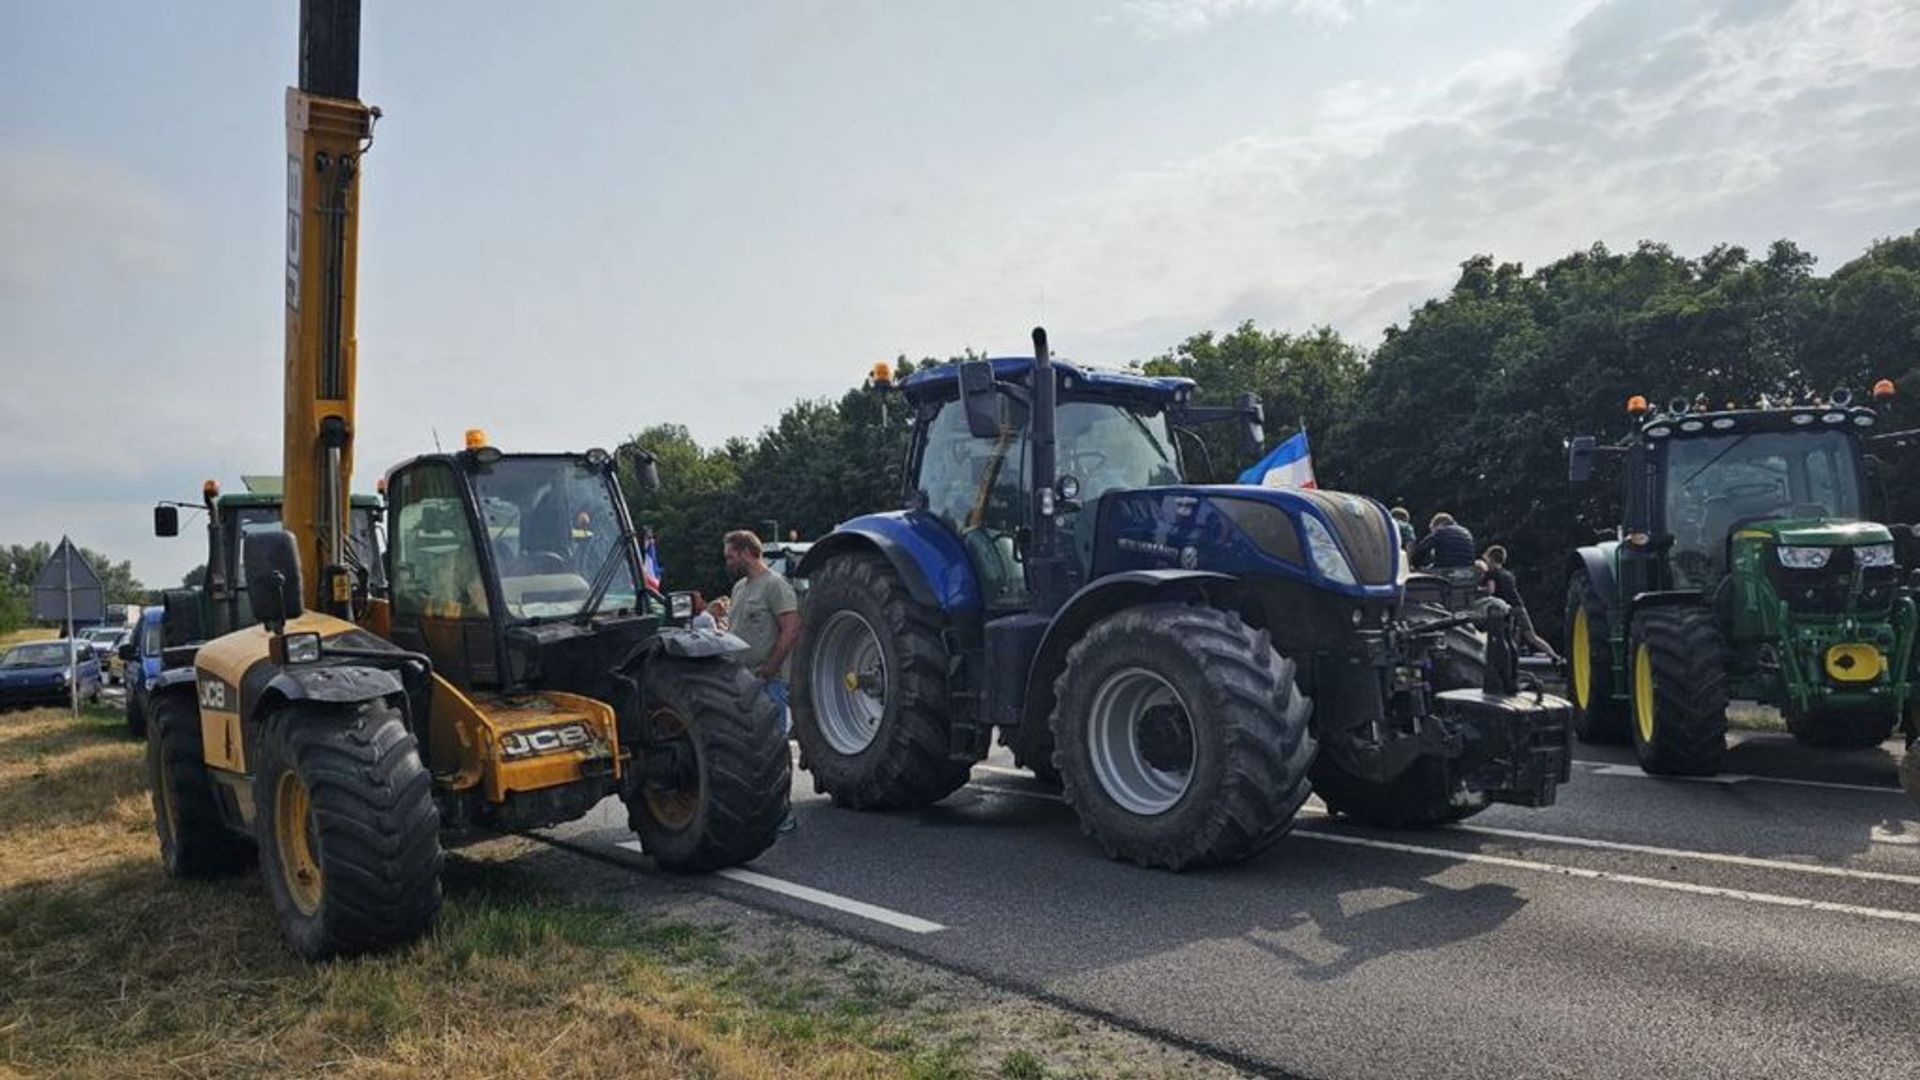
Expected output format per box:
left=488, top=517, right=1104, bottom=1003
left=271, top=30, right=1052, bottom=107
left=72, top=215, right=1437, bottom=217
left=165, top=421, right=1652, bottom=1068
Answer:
left=641, top=529, right=663, bottom=591
left=1239, top=429, right=1317, bottom=489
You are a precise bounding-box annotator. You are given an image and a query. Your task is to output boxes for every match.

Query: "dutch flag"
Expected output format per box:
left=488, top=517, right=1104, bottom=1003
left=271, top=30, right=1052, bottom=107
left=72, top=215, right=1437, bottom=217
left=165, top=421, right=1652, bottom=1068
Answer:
left=1239, top=429, right=1317, bottom=489
left=642, top=529, right=663, bottom=591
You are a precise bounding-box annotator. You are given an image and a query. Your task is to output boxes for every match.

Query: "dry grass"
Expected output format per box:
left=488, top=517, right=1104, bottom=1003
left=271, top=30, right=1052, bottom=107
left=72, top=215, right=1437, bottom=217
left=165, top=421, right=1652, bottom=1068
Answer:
left=0, top=629, right=58, bottom=649
left=0, top=708, right=1004, bottom=1079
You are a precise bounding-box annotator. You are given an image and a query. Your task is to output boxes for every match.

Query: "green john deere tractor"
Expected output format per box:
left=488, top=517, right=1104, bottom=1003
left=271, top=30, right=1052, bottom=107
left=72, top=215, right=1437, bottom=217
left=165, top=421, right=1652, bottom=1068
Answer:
left=1565, top=385, right=1920, bottom=775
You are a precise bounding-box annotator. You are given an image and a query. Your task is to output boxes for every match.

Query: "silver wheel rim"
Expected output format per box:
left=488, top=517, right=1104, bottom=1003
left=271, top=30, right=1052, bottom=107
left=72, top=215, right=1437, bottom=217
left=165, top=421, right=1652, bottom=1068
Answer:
left=811, top=610, right=888, bottom=755
left=1086, top=667, right=1194, bottom=816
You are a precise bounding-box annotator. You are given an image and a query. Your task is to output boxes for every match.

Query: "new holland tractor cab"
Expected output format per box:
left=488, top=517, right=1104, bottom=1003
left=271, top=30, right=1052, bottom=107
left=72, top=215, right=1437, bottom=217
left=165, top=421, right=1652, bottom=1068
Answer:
left=145, top=0, right=788, bottom=960
left=1565, top=383, right=1920, bottom=775
left=791, top=328, right=1572, bottom=870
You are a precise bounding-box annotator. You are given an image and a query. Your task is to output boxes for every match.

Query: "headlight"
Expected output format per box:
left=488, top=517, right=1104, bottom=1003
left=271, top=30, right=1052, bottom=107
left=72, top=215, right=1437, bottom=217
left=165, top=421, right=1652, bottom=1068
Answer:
left=1777, top=545, right=1832, bottom=570
left=1856, top=543, right=1896, bottom=568
left=56, top=670, right=70, bottom=684
left=1301, top=513, right=1358, bottom=586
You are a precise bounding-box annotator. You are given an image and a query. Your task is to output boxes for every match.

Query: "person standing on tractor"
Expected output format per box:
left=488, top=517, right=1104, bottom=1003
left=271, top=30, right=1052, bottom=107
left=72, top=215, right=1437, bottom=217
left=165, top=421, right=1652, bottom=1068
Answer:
left=1412, top=511, right=1477, bottom=569
left=1480, top=545, right=1561, bottom=663
left=1390, top=506, right=1417, bottom=553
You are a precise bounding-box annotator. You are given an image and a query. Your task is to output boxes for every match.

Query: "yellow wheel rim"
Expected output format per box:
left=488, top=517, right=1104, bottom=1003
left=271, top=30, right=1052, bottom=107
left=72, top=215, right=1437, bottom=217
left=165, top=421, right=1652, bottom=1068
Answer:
left=274, top=771, right=324, bottom=917
left=1571, top=607, right=1592, bottom=708
left=1633, top=643, right=1655, bottom=745
left=643, top=707, right=699, bottom=831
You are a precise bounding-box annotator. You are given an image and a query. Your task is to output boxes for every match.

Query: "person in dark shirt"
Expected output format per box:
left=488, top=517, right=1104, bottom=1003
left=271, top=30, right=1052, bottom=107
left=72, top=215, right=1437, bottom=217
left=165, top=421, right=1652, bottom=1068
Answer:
left=1411, top=512, right=1477, bottom=569
left=1480, top=545, right=1560, bottom=662
left=1390, top=506, right=1417, bottom=553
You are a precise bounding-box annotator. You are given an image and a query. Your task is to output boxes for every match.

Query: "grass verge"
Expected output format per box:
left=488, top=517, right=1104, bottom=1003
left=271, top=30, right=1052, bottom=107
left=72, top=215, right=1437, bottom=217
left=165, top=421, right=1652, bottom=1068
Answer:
left=0, top=706, right=1208, bottom=1079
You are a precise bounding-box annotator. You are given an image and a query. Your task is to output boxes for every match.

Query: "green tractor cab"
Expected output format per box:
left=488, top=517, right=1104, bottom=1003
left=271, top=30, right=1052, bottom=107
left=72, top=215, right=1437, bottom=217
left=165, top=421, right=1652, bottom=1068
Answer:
left=1566, top=387, right=1919, bottom=774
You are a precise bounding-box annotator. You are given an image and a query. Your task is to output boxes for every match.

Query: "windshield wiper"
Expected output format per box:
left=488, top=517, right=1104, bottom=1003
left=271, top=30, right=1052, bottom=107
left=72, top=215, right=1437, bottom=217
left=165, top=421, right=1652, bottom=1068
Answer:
left=1678, top=433, right=1752, bottom=492
left=575, top=529, right=637, bottom=627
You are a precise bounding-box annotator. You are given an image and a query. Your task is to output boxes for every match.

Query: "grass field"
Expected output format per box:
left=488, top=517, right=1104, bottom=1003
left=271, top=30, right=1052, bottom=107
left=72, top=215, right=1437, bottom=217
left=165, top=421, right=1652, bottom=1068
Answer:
left=0, top=628, right=58, bottom=649
left=0, top=706, right=1214, bottom=1079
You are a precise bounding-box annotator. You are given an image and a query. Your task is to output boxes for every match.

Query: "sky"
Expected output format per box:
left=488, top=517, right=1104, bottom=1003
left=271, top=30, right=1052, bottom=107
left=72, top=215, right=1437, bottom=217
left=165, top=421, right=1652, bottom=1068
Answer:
left=4, top=0, right=1918, bottom=587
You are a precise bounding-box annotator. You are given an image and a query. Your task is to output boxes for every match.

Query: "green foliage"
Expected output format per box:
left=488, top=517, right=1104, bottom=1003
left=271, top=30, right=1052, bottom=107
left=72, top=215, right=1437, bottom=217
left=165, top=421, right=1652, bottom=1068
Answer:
left=0, top=542, right=146, bottom=634
left=607, top=230, right=1920, bottom=640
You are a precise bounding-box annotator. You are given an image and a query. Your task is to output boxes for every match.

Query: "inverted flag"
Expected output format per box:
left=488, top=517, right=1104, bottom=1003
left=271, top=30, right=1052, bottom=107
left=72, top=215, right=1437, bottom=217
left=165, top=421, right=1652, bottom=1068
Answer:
left=642, top=529, right=663, bottom=591
left=1239, top=429, right=1316, bottom=489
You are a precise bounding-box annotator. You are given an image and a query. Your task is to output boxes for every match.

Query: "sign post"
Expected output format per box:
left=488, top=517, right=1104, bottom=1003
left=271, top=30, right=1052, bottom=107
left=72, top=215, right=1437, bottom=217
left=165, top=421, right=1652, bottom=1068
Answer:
left=32, top=538, right=106, bottom=718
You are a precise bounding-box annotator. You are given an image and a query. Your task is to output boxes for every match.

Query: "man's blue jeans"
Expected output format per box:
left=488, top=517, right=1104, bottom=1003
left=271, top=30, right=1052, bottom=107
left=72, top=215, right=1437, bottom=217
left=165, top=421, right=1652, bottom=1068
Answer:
left=763, top=677, right=790, bottom=735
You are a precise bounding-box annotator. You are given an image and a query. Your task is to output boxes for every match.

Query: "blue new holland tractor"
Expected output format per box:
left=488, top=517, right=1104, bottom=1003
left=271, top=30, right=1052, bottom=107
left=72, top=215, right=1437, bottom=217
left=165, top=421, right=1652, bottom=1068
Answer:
left=792, top=329, right=1573, bottom=869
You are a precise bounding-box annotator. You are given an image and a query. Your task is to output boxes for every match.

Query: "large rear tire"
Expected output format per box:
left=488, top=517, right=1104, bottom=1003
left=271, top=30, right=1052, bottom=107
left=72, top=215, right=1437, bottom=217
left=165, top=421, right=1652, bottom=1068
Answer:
left=1051, top=603, right=1314, bottom=870
left=625, top=657, right=790, bottom=871
left=148, top=693, right=252, bottom=877
left=252, top=699, right=442, bottom=961
left=1900, top=737, right=1920, bottom=803
left=126, top=692, right=147, bottom=739
left=1566, top=575, right=1629, bottom=744
left=792, top=554, right=969, bottom=809
left=1783, top=706, right=1900, bottom=749
left=1628, top=607, right=1728, bottom=776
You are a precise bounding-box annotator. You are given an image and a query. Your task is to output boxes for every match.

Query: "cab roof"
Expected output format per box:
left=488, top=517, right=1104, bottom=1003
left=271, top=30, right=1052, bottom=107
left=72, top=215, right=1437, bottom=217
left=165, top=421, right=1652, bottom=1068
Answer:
left=1635, top=403, right=1880, bottom=443
left=898, top=357, right=1195, bottom=406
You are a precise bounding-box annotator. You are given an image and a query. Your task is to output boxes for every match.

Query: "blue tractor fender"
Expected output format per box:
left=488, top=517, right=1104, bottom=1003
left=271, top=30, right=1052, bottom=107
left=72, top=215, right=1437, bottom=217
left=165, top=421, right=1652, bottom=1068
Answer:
left=794, top=512, right=982, bottom=618
left=1020, top=569, right=1256, bottom=732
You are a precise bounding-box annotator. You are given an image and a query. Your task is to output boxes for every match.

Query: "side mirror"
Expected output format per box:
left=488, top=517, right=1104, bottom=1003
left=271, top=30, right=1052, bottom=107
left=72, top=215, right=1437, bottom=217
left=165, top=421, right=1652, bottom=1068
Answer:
left=1239, top=392, right=1265, bottom=456
left=242, top=530, right=305, bottom=632
left=619, top=446, right=661, bottom=493
left=958, top=360, right=1002, bottom=439
left=154, top=505, right=179, bottom=537
left=1567, top=436, right=1596, bottom=484
left=159, top=588, right=205, bottom=649
left=117, top=643, right=136, bottom=662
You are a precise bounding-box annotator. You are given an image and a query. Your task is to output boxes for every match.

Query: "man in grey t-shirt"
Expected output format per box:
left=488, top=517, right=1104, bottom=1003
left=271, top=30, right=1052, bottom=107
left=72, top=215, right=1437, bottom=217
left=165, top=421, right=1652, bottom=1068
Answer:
left=723, top=529, right=800, bottom=712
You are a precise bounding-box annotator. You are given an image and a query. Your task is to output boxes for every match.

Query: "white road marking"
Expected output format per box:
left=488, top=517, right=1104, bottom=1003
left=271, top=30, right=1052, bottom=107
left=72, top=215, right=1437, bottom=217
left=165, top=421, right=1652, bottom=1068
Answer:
left=613, top=841, right=946, bottom=934
left=1870, top=825, right=1920, bottom=847
left=973, top=763, right=1033, bottom=779
left=968, top=782, right=1066, bottom=802
left=1294, top=831, right=1920, bottom=927
left=1579, top=760, right=1902, bottom=795
left=1444, top=823, right=1920, bottom=887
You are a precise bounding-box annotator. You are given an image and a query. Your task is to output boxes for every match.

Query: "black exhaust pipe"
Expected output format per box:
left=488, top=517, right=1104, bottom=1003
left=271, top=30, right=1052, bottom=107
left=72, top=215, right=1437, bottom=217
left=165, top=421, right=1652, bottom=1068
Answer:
left=1028, top=326, right=1069, bottom=613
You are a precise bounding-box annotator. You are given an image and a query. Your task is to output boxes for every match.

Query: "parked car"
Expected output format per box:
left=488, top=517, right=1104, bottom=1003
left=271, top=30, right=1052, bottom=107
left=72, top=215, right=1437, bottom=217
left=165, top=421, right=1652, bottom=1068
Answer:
left=80, top=626, right=131, bottom=681
left=119, top=609, right=165, bottom=737
left=0, top=641, right=103, bottom=709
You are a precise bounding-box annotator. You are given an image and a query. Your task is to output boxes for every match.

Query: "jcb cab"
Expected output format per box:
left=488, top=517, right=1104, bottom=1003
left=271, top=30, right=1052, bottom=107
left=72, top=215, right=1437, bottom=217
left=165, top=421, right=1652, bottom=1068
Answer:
left=151, top=442, right=788, bottom=959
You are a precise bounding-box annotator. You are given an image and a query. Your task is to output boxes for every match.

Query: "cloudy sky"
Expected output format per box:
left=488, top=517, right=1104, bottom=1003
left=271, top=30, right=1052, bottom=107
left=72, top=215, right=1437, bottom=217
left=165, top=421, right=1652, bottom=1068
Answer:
left=5, top=0, right=1918, bottom=586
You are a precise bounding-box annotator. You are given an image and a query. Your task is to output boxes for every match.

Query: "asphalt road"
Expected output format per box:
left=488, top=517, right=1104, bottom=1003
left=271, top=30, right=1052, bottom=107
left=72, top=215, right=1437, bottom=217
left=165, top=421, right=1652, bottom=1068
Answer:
left=539, top=730, right=1917, bottom=1079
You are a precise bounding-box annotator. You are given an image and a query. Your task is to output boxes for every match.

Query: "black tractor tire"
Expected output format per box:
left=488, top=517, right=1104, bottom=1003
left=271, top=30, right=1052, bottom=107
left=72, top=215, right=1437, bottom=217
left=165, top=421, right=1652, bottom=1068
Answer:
left=251, top=699, right=442, bottom=961
left=1313, top=605, right=1489, bottom=828
left=1004, top=726, right=1063, bottom=787
left=1050, top=603, right=1314, bottom=870
left=1783, top=706, right=1900, bottom=750
left=792, top=554, right=970, bottom=809
left=1627, top=607, right=1728, bottom=776
left=126, top=692, right=147, bottom=739
left=1566, top=576, right=1630, bottom=744
left=1900, top=737, right=1920, bottom=803
left=625, top=657, right=790, bottom=871
left=148, top=692, right=253, bottom=878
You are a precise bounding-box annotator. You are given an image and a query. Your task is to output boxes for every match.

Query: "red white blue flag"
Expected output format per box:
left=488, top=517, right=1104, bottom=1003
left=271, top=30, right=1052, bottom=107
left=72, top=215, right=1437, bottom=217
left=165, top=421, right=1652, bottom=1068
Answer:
left=642, top=530, right=663, bottom=591
left=1239, top=429, right=1317, bottom=489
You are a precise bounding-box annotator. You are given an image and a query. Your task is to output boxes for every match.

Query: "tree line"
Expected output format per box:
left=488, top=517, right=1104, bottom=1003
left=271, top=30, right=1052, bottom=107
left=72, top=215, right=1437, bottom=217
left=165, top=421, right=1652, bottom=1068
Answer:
left=617, top=230, right=1920, bottom=632
left=0, top=543, right=146, bottom=635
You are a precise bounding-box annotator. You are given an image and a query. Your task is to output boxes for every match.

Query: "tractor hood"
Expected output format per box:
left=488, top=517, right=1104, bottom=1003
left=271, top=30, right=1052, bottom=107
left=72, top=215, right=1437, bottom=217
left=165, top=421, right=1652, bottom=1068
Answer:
left=1095, top=483, right=1402, bottom=600
left=1737, top=519, right=1893, bottom=547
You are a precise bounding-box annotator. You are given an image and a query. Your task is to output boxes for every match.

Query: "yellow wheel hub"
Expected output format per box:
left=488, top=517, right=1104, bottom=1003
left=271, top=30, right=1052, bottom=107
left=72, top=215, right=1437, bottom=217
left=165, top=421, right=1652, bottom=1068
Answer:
left=1571, top=607, right=1592, bottom=708
left=274, top=771, right=324, bottom=917
left=844, top=670, right=860, bottom=692
left=1824, top=643, right=1885, bottom=684
left=1633, top=643, right=1655, bottom=745
left=643, top=707, right=699, bottom=831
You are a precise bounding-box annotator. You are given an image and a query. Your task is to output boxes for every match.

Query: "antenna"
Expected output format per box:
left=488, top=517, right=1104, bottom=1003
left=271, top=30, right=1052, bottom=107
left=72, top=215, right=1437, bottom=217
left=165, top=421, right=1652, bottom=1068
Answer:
left=432, top=427, right=443, bottom=453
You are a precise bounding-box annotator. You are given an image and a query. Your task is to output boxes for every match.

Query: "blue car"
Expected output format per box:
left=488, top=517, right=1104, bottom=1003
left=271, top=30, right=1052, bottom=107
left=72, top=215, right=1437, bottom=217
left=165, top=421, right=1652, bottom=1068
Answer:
left=0, top=640, right=104, bottom=710
left=121, top=609, right=166, bottom=736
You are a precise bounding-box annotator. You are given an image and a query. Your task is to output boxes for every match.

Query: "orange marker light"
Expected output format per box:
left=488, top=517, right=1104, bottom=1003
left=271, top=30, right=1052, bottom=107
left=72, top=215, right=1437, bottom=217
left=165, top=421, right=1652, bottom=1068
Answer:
left=202, top=479, right=220, bottom=499
left=465, top=428, right=489, bottom=450
left=375, top=476, right=387, bottom=496
left=1873, top=378, right=1896, bottom=400
left=1626, top=395, right=1649, bottom=415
